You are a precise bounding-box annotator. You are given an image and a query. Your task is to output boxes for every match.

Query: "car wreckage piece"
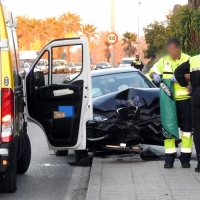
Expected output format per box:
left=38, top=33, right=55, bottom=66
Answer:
left=86, top=88, right=164, bottom=153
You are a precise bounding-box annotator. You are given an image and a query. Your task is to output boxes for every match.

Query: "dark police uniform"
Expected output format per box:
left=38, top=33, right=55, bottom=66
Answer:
left=175, top=55, right=200, bottom=172
left=131, top=59, right=144, bottom=71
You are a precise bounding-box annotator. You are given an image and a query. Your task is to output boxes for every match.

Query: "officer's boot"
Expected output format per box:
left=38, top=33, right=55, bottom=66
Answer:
left=195, top=154, right=200, bottom=172
left=164, top=153, right=177, bottom=169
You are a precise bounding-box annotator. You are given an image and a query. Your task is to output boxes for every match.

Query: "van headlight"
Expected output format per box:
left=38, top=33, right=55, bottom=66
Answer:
left=93, top=114, right=108, bottom=121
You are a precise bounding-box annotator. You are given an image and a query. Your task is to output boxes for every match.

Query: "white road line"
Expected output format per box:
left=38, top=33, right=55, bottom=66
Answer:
left=65, top=167, right=83, bottom=200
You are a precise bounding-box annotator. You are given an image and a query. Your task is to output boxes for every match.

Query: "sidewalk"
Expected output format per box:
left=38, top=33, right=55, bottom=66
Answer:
left=86, top=155, right=200, bottom=200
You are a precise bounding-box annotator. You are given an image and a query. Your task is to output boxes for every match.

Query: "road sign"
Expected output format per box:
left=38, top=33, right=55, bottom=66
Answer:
left=107, top=32, right=118, bottom=45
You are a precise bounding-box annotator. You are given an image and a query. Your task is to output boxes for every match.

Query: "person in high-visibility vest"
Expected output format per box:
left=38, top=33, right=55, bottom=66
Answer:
left=175, top=55, right=200, bottom=172
left=131, top=55, right=144, bottom=71
left=149, top=38, right=192, bottom=169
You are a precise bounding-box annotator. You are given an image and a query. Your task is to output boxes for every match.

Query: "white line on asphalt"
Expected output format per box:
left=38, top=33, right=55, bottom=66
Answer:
left=43, top=163, right=69, bottom=167
left=65, top=167, right=83, bottom=200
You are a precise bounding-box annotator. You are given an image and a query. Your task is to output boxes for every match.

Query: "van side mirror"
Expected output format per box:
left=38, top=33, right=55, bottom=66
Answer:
left=34, top=71, right=45, bottom=87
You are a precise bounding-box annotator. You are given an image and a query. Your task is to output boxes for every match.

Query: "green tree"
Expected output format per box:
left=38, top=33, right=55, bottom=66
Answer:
left=188, top=0, right=200, bottom=9
left=143, top=21, right=167, bottom=59
left=122, top=32, right=137, bottom=57
left=167, top=5, right=200, bottom=55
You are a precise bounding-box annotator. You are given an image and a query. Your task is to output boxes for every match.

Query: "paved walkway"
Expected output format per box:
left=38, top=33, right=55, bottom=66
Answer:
left=86, top=155, right=200, bottom=200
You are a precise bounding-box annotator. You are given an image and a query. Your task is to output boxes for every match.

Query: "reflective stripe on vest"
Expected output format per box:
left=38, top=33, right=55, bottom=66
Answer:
left=182, top=132, right=192, bottom=138
left=189, top=55, right=200, bottom=72
left=165, top=148, right=177, bottom=154
left=181, top=148, right=192, bottom=153
left=163, top=61, right=189, bottom=100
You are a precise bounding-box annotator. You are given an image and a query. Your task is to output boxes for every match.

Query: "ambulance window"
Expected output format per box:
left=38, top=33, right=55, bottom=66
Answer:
left=51, top=44, right=82, bottom=84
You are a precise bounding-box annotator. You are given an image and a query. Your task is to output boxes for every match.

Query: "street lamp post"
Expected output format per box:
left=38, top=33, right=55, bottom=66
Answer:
left=138, top=1, right=141, bottom=55
left=111, top=0, right=115, bottom=67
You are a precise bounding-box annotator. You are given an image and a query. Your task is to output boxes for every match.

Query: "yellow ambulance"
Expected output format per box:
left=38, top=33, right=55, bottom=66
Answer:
left=0, top=0, right=31, bottom=193
left=0, top=0, right=92, bottom=193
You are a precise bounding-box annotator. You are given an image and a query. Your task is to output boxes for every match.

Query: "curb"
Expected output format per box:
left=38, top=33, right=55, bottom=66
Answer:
left=86, top=157, right=103, bottom=200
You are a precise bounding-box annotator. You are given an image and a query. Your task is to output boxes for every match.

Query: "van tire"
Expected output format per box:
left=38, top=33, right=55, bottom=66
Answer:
left=17, top=133, right=31, bottom=174
left=0, top=165, right=17, bottom=193
left=55, top=150, right=68, bottom=156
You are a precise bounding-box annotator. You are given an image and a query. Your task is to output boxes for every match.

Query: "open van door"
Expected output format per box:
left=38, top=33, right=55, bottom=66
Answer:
left=24, top=37, right=93, bottom=150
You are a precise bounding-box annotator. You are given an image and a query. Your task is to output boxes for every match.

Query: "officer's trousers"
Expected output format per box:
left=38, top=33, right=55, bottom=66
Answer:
left=164, top=99, right=193, bottom=164
left=192, top=91, right=200, bottom=155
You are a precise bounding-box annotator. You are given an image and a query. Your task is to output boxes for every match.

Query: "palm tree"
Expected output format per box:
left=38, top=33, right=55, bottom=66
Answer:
left=122, top=32, right=137, bottom=57
left=59, top=12, right=82, bottom=36
left=82, top=24, right=98, bottom=63
left=44, top=17, right=63, bottom=41
left=58, top=12, right=82, bottom=61
left=82, top=24, right=98, bottom=41
left=28, top=18, right=46, bottom=50
left=16, top=16, right=33, bottom=50
left=82, top=24, right=98, bottom=50
left=103, top=41, right=111, bottom=62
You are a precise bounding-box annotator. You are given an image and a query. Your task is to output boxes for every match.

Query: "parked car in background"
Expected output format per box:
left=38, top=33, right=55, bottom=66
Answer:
left=21, top=62, right=41, bottom=73
left=52, top=60, right=68, bottom=74
left=96, top=62, right=111, bottom=70
left=75, top=62, right=82, bottom=72
left=37, top=59, right=48, bottom=75
left=91, top=64, right=96, bottom=70
left=119, top=58, right=135, bottom=67
left=67, top=62, right=76, bottom=73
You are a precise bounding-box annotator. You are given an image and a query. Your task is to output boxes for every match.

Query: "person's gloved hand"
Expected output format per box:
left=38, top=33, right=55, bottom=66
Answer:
left=153, top=74, right=160, bottom=83
left=171, top=76, right=177, bottom=83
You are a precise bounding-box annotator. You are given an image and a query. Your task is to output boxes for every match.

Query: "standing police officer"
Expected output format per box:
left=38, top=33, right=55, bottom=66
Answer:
left=175, top=55, right=200, bottom=172
left=131, top=55, right=144, bottom=71
left=149, top=38, right=192, bottom=169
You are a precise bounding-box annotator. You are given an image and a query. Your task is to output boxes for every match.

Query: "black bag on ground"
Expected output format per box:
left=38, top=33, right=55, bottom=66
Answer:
left=140, top=146, right=162, bottom=161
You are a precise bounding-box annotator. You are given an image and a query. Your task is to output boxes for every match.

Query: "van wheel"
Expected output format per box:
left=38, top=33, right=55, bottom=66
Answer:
left=0, top=165, right=17, bottom=193
left=55, top=150, right=68, bottom=156
left=17, top=133, right=31, bottom=174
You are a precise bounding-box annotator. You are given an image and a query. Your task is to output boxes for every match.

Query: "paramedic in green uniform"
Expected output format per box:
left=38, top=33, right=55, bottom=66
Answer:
left=149, top=38, right=192, bottom=169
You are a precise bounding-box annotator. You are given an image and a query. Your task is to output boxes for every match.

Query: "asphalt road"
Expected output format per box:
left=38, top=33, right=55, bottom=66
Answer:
left=0, top=122, right=90, bottom=200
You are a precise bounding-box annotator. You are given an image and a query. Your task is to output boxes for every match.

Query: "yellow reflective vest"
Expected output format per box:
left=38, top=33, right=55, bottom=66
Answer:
left=149, top=53, right=190, bottom=101
left=133, top=60, right=142, bottom=65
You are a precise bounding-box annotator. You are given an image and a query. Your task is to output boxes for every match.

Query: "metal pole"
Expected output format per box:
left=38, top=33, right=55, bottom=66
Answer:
left=111, top=0, right=115, bottom=67
left=138, top=1, right=141, bottom=55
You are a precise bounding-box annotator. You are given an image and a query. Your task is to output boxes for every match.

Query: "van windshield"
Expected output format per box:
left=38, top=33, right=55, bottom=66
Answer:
left=122, top=60, right=132, bottom=64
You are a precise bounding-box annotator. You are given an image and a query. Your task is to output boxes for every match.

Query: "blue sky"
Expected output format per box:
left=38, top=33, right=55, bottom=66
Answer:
left=6, top=0, right=188, bottom=35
